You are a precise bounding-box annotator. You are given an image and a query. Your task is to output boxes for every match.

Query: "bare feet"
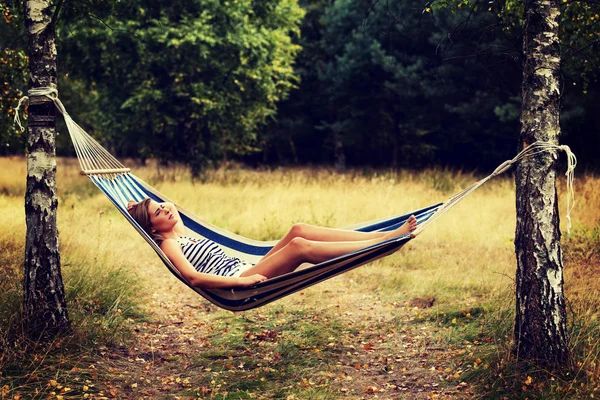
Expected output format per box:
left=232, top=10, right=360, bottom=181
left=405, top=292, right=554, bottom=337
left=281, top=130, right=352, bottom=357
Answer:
left=386, top=215, right=418, bottom=239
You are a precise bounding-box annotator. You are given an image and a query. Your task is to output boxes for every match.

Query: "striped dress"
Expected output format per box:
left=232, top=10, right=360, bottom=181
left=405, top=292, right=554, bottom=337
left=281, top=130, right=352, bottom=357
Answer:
left=176, top=236, right=251, bottom=277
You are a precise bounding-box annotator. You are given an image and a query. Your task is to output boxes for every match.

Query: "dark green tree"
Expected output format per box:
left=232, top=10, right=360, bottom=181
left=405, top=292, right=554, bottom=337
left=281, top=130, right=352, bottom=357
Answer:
left=0, top=1, right=28, bottom=154
left=263, top=0, right=598, bottom=170
left=316, top=0, right=521, bottom=168
left=59, top=0, right=304, bottom=173
left=317, top=0, right=436, bottom=168
left=257, top=0, right=329, bottom=166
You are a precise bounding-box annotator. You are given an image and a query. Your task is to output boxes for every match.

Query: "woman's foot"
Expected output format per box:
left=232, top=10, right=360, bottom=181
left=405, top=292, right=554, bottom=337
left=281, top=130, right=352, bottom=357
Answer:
left=386, top=215, right=418, bottom=239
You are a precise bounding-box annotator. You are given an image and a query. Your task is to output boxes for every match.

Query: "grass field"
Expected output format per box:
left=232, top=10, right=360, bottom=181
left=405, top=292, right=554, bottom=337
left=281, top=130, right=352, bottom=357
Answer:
left=0, top=157, right=598, bottom=399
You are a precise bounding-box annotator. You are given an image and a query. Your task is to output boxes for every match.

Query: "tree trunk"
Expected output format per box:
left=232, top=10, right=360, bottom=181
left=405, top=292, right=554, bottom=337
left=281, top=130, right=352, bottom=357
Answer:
left=23, top=0, right=70, bottom=340
left=288, top=136, right=298, bottom=164
left=392, top=113, right=401, bottom=169
left=513, top=0, right=568, bottom=366
left=334, top=131, right=345, bottom=173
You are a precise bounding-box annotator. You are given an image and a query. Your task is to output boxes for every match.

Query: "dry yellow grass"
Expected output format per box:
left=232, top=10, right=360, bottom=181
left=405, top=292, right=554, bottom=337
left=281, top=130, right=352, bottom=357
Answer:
left=1, top=156, right=596, bottom=309
left=1, top=157, right=599, bottom=398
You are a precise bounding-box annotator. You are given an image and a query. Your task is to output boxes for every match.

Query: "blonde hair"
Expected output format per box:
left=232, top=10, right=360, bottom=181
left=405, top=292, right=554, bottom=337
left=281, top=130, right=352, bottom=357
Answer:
left=127, top=198, right=165, bottom=245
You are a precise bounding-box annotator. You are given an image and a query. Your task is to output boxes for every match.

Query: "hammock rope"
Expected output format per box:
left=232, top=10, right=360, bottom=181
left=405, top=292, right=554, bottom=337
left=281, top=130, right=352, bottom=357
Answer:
left=13, top=87, right=578, bottom=310
left=412, top=141, right=577, bottom=236
left=15, top=87, right=129, bottom=175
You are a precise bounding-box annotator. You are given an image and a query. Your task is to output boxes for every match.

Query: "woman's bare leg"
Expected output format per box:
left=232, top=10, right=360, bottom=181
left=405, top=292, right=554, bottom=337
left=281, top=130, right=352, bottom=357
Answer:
left=263, top=215, right=417, bottom=259
left=241, top=225, right=413, bottom=279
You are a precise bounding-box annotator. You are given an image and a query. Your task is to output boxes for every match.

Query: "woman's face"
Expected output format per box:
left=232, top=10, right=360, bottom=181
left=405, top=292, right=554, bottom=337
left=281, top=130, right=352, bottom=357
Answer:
left=147, top=200, right=178, bottom=233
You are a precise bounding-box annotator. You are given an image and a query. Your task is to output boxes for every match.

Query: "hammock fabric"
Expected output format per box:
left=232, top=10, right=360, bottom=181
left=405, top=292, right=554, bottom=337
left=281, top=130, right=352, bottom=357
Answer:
left=15, top=88, right=576, bottom=311
left=98, top=171, right=440, bottom=311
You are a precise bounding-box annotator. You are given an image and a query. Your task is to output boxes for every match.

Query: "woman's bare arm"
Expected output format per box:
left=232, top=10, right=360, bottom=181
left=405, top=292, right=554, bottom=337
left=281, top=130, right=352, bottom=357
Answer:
left=161, top=239, right=266, bottom=289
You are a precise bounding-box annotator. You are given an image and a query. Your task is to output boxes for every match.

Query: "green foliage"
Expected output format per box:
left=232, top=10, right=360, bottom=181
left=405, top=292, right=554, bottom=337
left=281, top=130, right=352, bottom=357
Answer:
left=1, top=0, right=599, bottom=170
left=560, top=2, right=600, bottom=89
left=446, top=0, right=600, bottom=89
left=0, top=2, right=27, bottom=154
left=257, top=0, right=329, bottom=165
left=59, top=0, right=304, bottom=173
left=271, top=0, right=522, bottom=168
left=423, top=0, right=600, bottom=171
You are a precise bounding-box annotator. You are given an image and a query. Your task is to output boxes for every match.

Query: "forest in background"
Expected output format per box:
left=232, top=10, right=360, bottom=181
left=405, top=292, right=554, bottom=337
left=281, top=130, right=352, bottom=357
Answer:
left=1, top=0, right=599, bottom=172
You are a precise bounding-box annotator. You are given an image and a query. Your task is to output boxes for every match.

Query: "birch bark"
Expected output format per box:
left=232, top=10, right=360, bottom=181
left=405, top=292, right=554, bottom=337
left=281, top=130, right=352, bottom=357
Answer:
left=514, top=0, right=568, bottom=366
left=23, top=0, right=70, bottom=340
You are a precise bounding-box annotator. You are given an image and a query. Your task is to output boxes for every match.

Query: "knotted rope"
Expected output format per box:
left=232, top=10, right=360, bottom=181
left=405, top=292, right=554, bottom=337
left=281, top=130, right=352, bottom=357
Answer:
left=411, top=141, right=577, bottom=236
left=14, top=87, right=128, bottom=175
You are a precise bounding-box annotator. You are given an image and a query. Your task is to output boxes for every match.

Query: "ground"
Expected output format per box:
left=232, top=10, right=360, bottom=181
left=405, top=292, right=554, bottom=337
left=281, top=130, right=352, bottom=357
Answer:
left=77, top=260, right=479, bottom=400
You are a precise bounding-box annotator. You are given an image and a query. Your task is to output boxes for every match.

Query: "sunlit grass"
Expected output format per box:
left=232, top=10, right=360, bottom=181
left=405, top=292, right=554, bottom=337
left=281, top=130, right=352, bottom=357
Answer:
left=0, top=158, right=145, bottom=398
left=149, top=165, right=519, bottom=306
left=0, top=157, right=599, bottom=398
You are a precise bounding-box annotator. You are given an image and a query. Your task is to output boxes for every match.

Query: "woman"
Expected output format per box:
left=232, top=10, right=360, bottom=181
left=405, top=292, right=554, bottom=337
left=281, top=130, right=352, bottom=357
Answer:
left=127, top=199, right=417, bottom=289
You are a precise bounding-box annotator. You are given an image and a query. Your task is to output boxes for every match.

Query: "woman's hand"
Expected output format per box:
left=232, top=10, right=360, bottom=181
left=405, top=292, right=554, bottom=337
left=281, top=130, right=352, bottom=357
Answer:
left=238, top=274, right=267, bottom=287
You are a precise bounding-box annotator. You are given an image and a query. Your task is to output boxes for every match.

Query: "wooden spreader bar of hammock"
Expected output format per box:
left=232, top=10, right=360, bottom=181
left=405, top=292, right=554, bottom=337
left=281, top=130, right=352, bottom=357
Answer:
left=80, top=168, right=131, bottom=175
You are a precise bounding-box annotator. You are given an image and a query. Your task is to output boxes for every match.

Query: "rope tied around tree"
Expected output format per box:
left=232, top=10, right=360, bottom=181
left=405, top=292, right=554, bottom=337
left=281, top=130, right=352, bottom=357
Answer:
left=411, top=141, right=577, bottom=236
left=14, top=87, right=129, bottom=175
left=14, top=87, right=577, bottom=234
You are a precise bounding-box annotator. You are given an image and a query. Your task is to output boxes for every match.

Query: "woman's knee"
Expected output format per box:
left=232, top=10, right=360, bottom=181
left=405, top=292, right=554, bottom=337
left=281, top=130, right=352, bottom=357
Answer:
left=289, top=223, right=308, bottom=238
left=287, top=237, right=311, bottom=256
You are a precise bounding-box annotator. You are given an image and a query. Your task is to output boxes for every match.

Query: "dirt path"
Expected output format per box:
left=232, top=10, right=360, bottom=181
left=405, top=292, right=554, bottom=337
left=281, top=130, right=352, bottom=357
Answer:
left=88, top=265, right=477, bottom=399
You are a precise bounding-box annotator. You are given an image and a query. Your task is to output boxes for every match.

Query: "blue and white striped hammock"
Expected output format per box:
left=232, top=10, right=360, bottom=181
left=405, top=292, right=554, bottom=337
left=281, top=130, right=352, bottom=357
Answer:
left=95, top=171, right=440, bottom=311
left=16, top=88, right=576, bottom=311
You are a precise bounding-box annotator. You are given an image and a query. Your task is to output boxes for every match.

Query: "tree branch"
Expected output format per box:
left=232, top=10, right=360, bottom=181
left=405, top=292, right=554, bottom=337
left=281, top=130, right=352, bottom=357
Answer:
left=559, top=0, right=600, bottom=6
left=560, top=42, right=600, bottom=76
left=441, top=45, right=520, bottom=62
left=9, top=32, right=28, bottom=50
left=49, top=0, right=66, bottom=29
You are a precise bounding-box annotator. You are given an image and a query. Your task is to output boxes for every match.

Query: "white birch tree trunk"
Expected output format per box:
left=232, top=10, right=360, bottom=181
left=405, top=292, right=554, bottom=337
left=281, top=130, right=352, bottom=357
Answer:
left=514, top=0, right=569, bottom=366
left=23, top=0, right=70, bottom=340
